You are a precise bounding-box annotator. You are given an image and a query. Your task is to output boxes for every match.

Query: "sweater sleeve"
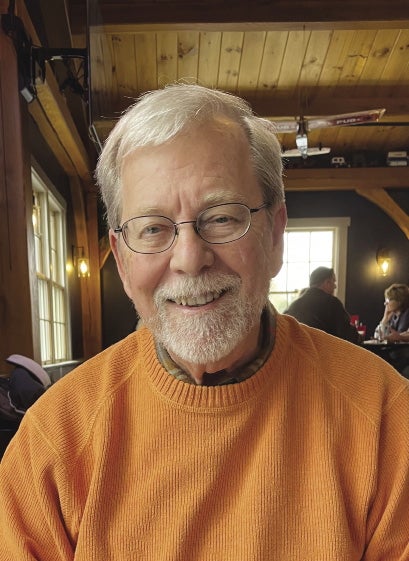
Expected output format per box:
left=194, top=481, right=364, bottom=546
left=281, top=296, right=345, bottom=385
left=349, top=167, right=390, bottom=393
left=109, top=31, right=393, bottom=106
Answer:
left=0, top=413, right=75, bottom=561
left=364, top=384, right=409, bottom=560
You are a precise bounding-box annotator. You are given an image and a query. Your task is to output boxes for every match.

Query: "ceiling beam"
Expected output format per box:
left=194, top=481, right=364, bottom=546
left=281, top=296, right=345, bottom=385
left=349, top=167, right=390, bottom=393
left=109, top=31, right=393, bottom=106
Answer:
left=284, top=167, right=409, bottom=191
left=355, top=187, right=409, bottom=239
left=69, top=1, right=409, bottom=33
left=16, top=0, right=94, bottom=185
left=242, top=91, right=409, bottom=121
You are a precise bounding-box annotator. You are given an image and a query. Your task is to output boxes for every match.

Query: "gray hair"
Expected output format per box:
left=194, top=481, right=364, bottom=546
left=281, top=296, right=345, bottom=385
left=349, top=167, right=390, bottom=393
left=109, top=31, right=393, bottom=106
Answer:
left=309, top=267, right=335, bottom=287
left=95, top=83, right=285, bottom=229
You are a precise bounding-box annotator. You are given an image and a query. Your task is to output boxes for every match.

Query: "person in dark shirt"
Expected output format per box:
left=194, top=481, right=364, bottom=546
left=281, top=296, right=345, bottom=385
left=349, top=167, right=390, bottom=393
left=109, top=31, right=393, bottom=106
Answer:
left=284, top=266, right=359, bottom=343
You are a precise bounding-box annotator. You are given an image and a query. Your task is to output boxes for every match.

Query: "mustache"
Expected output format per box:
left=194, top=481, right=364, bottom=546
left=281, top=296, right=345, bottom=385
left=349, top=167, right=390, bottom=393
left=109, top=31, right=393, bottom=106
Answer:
left=153, top=272, right=241, bottom=305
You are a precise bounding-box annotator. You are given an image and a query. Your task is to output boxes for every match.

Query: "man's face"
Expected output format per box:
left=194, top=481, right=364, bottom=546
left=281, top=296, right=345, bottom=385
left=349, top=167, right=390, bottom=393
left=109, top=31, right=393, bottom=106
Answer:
left=322, top=274, right=337, bottom=295
left=328, top=274, right=337, bottom=295
left=110, top=118, right=286, bottom=369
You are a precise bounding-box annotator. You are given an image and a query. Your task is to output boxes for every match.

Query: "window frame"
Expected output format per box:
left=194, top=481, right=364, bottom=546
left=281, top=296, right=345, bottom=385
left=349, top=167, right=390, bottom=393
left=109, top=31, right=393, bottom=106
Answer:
left=31, top=163, right=71, bottom=365
left=269, top=216, right=350, bottom=311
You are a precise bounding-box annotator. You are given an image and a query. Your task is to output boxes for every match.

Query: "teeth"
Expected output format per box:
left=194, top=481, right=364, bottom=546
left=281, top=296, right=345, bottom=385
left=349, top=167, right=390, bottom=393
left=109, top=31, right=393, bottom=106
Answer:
left=173, top=291, right=222, bottom=307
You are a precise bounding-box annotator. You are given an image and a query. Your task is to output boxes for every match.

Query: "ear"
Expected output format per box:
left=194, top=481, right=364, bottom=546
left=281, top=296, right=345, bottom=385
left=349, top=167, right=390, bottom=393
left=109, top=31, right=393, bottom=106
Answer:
left=270, top=203, right=287, bottom=277
left=109, top=228, right=133, bottom=300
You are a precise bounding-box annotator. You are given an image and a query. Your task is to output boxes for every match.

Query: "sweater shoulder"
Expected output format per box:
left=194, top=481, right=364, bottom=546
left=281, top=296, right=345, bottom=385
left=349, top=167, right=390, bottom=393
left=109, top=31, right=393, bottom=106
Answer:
left=22, top=329, right=155, bottom=463
left=276, top=314, right=409, bottom=422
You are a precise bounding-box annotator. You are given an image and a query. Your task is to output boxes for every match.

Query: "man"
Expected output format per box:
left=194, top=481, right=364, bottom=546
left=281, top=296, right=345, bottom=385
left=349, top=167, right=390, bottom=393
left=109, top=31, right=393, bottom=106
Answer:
left=1, top=84, right=409, bottom=560
left=285, top=266, right=360, bottom=343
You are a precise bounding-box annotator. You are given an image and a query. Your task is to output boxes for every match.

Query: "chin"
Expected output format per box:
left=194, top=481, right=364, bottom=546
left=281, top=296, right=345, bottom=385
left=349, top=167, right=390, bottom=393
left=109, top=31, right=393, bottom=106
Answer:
left=147, top=291, right=265, bottom=365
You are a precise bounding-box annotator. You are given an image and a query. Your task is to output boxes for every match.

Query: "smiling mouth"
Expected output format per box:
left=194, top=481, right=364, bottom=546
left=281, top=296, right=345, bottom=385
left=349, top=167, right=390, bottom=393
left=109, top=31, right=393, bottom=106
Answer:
left=170, top=290, right=224, bottom=307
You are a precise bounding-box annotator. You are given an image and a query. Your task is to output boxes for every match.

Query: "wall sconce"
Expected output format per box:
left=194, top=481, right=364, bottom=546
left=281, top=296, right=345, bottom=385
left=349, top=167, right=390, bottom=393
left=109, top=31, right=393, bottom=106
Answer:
left=72, top=246, right=90, bottom=278
left=376, top=247, right=391, bottom=276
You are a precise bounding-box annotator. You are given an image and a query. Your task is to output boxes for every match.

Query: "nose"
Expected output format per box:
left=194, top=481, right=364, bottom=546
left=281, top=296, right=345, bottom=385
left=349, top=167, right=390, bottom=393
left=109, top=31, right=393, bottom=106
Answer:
left=169, top=222, right=215, bottom=275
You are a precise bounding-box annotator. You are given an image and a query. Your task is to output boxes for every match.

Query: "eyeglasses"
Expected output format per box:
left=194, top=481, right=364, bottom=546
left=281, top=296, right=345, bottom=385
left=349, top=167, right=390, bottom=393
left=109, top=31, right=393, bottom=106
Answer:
left=114, top=202, right=270, bottom=254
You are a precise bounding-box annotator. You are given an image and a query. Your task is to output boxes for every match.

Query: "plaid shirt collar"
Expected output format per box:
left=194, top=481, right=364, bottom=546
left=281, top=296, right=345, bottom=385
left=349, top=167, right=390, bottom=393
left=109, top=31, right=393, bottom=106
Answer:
left=154, top=304, right=276, bottom=386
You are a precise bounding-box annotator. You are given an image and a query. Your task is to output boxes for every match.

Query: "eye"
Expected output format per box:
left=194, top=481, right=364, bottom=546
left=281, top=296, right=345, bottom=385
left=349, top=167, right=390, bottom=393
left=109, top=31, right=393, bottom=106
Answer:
left=138, top=221, right=172, bottom=240
left=208, top=213, right=236, bottom=225
left=141, top=224, right=165, bottom=236
left=125, top=217, right=173, bottom=242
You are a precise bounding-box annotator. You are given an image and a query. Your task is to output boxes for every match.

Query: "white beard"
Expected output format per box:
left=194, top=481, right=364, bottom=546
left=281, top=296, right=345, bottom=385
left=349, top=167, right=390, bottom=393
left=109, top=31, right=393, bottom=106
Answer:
left=143, top=271, right=269, bottom=364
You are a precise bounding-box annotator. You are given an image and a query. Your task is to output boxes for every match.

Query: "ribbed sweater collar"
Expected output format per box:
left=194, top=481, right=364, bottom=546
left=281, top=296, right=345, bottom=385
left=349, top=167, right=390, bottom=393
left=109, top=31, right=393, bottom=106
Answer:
left=132, top=318, right=286, bottom=410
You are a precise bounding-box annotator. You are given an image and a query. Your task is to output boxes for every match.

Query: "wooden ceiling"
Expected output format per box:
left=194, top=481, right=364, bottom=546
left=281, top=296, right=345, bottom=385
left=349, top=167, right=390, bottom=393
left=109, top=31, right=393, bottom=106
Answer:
left=68, top=0, right=409, bottom=160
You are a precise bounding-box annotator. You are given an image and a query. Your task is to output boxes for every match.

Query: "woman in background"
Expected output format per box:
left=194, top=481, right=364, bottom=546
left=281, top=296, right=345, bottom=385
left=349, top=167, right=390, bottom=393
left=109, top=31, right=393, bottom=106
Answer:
left=374, top=283, right=409, bottom=341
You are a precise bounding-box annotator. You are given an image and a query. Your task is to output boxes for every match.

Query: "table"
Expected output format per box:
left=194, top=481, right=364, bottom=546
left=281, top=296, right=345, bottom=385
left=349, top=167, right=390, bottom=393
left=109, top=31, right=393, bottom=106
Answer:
left=362, top=341, right=409, bottom=376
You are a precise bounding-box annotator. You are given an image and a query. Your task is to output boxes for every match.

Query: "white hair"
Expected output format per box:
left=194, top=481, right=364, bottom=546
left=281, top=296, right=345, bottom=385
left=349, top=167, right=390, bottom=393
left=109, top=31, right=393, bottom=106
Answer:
left=95, top=83, right=285, bottom=228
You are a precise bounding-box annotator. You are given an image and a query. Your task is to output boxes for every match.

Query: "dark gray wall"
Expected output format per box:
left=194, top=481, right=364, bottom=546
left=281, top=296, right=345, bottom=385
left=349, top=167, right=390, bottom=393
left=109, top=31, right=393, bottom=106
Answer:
left=285, top=189, right=409, bottom=337
left=101, top=253, right=137, bottom=349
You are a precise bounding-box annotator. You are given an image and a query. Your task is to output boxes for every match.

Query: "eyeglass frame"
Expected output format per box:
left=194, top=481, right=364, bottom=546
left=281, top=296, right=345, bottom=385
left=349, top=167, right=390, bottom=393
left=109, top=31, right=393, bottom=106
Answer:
left=113, top=201, right=271, bottom=254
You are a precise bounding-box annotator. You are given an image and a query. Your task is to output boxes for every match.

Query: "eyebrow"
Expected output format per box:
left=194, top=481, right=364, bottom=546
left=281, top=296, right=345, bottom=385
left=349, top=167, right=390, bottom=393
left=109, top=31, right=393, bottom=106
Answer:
left=202, top=190, right=249, bottom=206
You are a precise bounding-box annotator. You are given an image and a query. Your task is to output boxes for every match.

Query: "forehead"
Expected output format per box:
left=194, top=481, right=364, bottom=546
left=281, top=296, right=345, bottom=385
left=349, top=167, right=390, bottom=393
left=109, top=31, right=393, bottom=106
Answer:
left=120, top=118, right=259, bottom=212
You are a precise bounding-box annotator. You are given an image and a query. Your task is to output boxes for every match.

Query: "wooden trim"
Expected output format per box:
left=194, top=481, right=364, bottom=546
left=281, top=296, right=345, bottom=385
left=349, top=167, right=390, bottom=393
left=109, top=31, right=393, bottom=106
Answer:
left=355, top=187, right=409, bottom=239
left=99, top=233, right=112, bottom=269
left=283, top=167, right=409, bottom=238
left=70, top=177, right=102, bottom=358
left=84, top=191, right=102, bottom=357
left=284, top=167, right=409, bottom=191
left=0, top=29, right=40, bottom=364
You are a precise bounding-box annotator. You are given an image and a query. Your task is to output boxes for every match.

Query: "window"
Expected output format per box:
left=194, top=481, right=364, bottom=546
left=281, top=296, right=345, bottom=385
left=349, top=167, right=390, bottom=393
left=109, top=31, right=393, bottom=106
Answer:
left=269, top=217, right=350, bottom=312
left=32, top=168, right=71, bottom=364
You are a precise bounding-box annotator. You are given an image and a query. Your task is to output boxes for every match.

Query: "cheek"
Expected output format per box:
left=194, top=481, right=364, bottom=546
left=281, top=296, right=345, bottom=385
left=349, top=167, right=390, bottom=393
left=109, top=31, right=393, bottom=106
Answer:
left=226, top=233, right=275, bottom=285
left=121, top=257, right=168, bottom=314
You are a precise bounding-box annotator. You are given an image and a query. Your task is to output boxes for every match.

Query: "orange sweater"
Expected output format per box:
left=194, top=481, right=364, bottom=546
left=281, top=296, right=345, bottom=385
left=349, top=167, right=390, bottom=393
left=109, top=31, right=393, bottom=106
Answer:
left=2, top=314, right=409, bottom=560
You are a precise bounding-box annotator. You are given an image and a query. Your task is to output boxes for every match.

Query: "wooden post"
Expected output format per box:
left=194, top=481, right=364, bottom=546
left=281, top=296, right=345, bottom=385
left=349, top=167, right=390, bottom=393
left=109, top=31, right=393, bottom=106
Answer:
left=70, top=176, right=102, bottom=358
left=0, top=26, right=40, bottom=366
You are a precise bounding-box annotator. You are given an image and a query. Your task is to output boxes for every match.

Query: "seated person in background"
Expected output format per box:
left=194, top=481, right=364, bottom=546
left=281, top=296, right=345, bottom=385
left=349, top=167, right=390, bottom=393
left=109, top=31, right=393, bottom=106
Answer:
left=384, top=328, right=409, bottom=377
left=388, top=329, right=409, bottom=343
left=285, top=266, right=359, bottom=343
left=374, top=283, right=409, bottom=340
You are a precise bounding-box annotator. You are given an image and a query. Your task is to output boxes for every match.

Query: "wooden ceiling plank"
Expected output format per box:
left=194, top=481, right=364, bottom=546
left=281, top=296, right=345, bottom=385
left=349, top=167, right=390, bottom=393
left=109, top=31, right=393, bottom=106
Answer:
left=111, top=33, right=138, bottom=113
left=197, top=31, right=222, bottom=88
left=217, top=31, right=244, bottom=92
left=275, top=29, right=310, bottom=100
left=90, top=32, right=116, bottom=118
left=317, top=29, right=355, bottom=95
left=337, top=29, right=378, bottom=88
left=134, top=33, right=158, bottom=92
left=177, top=31, right=200, bottom=83
left=237, top=31, right=266, bottom=94
left=299, top=30, right=333, bottom=88
left=256, top=30, right=288, bottom=98
left=156, top=31, right=178, bottom=87
left=355, top=29, right=401, bottom=92
left=102, top=34, right=116, bottom=112
left=379, top=29, right=409, bottom=95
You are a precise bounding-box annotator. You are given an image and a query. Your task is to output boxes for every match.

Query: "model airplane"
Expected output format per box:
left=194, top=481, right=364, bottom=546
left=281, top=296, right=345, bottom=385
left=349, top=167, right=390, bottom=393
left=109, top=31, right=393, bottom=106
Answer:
left=276, top=109, right=386, bottom=158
